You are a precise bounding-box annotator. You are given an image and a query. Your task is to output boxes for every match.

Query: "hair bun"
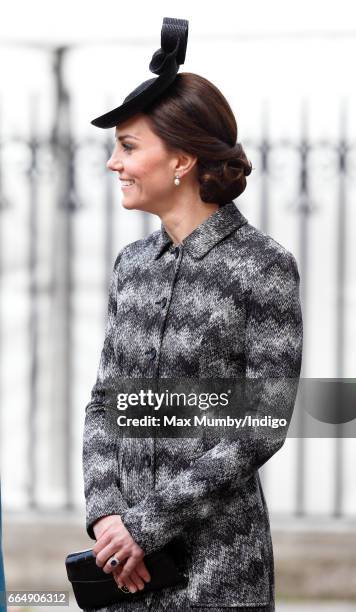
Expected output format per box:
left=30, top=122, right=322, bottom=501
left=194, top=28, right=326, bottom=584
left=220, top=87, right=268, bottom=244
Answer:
left=198, top=144, right=253, bottom=205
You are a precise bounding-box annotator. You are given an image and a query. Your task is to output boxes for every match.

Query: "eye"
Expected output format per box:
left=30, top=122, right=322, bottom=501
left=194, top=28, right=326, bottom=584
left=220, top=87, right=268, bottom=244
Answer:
left=121, top=142, right=134, bottom=152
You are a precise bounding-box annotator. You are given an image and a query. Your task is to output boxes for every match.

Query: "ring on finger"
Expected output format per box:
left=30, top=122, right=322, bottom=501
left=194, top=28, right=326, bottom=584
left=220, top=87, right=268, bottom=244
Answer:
left=108, top=554, right=121, bottom=568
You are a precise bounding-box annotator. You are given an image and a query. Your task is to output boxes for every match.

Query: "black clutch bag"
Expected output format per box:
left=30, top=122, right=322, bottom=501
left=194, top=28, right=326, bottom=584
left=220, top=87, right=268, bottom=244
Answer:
left=65, top=539, right=189, bottom=610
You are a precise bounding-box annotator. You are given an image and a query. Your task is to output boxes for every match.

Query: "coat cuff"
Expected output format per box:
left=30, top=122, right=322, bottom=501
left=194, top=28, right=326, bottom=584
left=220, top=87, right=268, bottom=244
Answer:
left=119, top=497, right=186, bottom=557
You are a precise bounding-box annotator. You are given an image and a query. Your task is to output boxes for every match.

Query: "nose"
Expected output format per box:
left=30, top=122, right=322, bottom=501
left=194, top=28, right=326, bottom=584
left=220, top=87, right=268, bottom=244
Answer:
left=106, top=148, right=124, bottom=172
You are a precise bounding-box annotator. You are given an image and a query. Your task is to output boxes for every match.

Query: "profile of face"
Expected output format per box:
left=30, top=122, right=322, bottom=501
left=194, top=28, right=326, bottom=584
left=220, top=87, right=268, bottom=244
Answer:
left=106, top=113, right=196, bottom=215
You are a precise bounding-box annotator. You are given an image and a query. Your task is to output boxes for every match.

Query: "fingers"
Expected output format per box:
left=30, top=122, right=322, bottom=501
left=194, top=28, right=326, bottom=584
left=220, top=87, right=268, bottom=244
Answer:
left=103, top=550, right=128, bottom=574
left=129, top=569, right=145, bottom=590
left=93, top=518, right=139, bottom=574
left=93, top=528, right=120, bottom=561
left=114, top=568, right=139, bottom=593
left=93, top=516, right=125, bottom=555
left=91, top=520, right=149, bottom=588
left=135, top=559, right=151, bottom=584
left=96, top=541, right=128, bottom=573
left=117, top=568, right=145, bottom=593
left=113, top=563, right=150, bottom=594
left=118, top=553, right=142, bottom=582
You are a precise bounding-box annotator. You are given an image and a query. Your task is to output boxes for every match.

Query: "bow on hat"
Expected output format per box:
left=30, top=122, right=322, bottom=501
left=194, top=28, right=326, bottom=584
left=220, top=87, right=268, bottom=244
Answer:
left=91, top=17, right=189, bottom=129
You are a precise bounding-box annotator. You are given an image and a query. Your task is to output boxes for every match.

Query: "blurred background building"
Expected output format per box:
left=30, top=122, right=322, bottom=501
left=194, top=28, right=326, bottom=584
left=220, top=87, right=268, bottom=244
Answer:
left=0, top=1, right=356, bottom=610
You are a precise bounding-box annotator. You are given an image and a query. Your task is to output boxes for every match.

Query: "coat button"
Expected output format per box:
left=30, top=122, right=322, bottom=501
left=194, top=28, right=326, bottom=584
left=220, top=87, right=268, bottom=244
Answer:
left=174, top=246, right=180, bottom=258
left=143, top=455, right=152, bottom=468
left=145, top=347, right=156, bottom=360
left=154, top=297, right=167, bottom=308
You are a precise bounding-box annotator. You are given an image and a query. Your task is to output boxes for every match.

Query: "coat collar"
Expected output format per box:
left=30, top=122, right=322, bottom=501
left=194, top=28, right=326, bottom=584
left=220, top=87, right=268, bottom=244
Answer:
left=153, top=200, right=248, bottom=261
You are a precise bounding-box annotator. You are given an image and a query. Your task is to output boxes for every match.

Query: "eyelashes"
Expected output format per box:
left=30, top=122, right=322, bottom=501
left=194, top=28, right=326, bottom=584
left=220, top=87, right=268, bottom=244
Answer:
left=114, top=137, right=134, bottom=151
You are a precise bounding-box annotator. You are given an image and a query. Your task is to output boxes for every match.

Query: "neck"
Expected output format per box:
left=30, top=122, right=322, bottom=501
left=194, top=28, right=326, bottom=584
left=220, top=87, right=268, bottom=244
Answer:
left=160, top=192, right=220, bottom=246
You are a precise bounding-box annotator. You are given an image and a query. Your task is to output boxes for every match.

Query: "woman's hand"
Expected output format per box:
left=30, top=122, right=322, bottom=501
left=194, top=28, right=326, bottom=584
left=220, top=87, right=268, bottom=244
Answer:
left=92, top=515, right=151, bottom=593
left=112, top=559, right=151, bottom=593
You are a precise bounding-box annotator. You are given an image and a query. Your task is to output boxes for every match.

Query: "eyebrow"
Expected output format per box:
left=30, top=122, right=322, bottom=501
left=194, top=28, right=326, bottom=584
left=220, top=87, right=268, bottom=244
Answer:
left=115, top=133, right=141, bottom=141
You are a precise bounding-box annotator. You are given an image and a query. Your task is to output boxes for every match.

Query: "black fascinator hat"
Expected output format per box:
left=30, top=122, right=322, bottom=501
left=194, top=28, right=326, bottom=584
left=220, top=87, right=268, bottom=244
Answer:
left=91, top=17, right=189, bottom=129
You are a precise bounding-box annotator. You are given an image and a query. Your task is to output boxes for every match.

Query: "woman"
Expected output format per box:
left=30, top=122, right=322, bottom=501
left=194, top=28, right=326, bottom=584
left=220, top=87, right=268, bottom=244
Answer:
left=82, top=18, right=303, bottom=612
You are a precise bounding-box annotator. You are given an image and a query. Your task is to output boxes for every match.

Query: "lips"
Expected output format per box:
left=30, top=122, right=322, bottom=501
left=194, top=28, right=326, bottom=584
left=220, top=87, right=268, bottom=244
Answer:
left=120, top=180, right=135, bottom=191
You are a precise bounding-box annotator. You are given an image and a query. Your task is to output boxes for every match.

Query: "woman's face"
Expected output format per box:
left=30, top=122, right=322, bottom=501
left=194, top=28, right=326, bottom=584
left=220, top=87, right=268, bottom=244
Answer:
left=106, top=113, right=182, bottom=214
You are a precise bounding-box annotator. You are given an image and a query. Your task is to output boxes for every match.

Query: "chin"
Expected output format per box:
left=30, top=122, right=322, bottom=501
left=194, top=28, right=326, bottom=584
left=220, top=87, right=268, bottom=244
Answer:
left=121, top=195, right=139, bottom=209
left=121, top=196, right=149, bottom=213
left=121, top=196, right=153, bottom=213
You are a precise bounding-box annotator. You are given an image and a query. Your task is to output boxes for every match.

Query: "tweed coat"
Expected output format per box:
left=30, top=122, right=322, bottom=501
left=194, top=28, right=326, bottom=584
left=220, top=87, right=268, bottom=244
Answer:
left=82, top=200, right=303, bottom=611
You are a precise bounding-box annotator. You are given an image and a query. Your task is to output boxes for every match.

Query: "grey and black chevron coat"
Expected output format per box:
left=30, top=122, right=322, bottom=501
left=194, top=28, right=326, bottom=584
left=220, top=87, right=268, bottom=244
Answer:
left=82, top=200, right=303, bottom=611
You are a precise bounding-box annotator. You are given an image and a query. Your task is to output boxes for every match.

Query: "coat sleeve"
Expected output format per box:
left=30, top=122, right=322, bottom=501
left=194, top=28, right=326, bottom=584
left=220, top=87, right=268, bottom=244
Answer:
left=82, top=248, right=130, bottom=540
left=119, top=250, right=303, bottom=556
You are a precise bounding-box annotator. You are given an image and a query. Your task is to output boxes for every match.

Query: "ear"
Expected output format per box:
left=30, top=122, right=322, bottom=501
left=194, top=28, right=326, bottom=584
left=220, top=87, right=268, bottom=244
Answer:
left=174, top=151, right=198, bottom=178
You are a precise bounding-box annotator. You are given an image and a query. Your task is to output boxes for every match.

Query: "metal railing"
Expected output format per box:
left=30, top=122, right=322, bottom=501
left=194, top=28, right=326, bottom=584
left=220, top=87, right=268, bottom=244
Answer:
left=0, top=46, right=355, bottom=521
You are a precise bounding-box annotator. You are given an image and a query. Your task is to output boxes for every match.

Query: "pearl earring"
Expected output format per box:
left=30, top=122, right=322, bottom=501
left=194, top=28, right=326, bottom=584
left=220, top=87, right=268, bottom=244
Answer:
left=174, top=175, right=180, bottom=186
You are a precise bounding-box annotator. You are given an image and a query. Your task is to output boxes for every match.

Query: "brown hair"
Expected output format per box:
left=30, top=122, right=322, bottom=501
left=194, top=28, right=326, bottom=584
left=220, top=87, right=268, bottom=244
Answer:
left=144, top=72, right=253, bottom=205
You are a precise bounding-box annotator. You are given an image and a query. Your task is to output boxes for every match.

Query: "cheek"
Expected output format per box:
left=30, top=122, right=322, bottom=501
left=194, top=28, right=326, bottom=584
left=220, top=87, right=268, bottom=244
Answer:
left=139, top=159, right=172, bottom=191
